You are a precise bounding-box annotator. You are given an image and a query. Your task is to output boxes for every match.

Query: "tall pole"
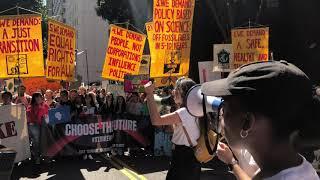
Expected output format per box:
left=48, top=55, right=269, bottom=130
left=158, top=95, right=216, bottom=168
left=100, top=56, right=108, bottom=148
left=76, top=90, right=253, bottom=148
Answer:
left=85, top=49, right=89, bottom=88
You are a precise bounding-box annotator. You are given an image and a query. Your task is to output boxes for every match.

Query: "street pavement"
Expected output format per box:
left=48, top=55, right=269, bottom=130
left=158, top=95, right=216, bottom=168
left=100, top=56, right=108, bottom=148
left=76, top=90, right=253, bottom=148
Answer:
left=12, top=152, right=236, bottom=180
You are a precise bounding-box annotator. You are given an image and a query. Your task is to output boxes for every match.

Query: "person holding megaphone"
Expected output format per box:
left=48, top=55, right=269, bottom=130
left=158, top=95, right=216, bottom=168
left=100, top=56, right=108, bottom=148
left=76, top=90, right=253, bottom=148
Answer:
left=200, top=61, right=319, bottom=180
left=144, top=77, right=201, bottom=180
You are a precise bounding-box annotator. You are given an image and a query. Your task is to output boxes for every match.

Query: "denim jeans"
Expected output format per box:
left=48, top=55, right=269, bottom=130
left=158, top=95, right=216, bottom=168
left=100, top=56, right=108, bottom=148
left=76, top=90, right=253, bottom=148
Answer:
left=28, top=123, right=41, bottom=160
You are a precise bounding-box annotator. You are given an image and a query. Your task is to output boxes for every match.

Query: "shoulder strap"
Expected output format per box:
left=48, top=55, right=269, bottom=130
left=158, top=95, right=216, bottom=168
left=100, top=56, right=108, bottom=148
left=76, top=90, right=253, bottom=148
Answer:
left=202, top=94, right=214, bottom=155
left=182, top=125, right=194, bottom=147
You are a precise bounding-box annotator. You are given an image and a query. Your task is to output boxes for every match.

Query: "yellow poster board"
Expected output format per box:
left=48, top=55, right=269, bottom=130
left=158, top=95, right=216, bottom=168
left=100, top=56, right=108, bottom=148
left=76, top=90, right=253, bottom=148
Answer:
left=0, top=15, right=44, bottom=78
left=101, top=25, right=146, bottom=82
left=46, top=19, right=76, bottom=81
left=149, top=0, right=195, bottom=78
left=231, top=27, right=269, bottom=69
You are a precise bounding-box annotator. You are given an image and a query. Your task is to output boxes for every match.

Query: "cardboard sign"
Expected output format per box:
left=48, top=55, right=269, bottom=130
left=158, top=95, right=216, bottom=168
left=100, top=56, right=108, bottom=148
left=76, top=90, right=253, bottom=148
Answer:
left=213, top=44, right=233, bottom=72
left=124, top=74, right=149, bottom=92
left=22, top=77, right=60, bottom=95
left=106, top=84, right=125, bottom=97
left=0, top=105, right=31, bottom=162
left=0, top=15, right=44, bottom=78
left=149, top=0, right=195, bottom=78
left=139, top=55, right=150, bottom=75
left=102, top=25, right=146, bottom=81
left=153, top=76, right=179, bottom=88
left=231, top=27, right=269, bottom=69
left=46, top=19, right=76, bottom=81
left=198, top=61, right=221, bottom=83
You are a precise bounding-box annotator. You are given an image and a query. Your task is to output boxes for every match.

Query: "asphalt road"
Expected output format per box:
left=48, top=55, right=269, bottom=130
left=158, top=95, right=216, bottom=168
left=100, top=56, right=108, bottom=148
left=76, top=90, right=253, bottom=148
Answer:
left=12, top=153, right=236, bottom=180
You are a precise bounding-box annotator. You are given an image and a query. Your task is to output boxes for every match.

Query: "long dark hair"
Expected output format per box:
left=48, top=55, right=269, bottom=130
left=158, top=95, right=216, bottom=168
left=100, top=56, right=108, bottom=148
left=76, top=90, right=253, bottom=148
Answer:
left=115, top=96, right=126, bottom=114
left=31, top=92, right=43, bottom=106
left=174, top=77, right=196, bottom=108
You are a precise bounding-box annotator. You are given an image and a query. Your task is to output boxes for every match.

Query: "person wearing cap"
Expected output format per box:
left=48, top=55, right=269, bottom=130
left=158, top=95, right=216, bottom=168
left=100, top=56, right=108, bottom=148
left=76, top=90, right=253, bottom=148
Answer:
left=201, top=61, right=320, bottom=180
left=1, top=91, right=15, bottom=106
left=144, top=77, right=201, bottom=180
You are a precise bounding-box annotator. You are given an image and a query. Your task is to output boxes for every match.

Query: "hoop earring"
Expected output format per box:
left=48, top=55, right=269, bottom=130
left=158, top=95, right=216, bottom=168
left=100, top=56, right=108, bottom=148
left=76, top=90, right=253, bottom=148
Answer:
left=240, top=130, right=248, bottom=139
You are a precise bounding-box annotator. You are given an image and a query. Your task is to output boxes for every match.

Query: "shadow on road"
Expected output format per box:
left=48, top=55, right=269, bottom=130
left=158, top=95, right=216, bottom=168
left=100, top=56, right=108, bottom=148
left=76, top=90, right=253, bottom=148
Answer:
left=11, top=155, right=112, bottom=180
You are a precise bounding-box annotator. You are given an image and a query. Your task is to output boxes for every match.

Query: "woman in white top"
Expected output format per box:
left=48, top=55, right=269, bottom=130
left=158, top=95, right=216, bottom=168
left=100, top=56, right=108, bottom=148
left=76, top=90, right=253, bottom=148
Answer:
left=145, top=77, right=201, bottom=180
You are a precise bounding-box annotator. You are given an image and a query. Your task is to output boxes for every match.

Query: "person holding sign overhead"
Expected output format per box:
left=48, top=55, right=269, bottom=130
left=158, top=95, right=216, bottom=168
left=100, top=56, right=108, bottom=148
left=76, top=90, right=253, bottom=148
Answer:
left=144, top=77, right=200, bottom=180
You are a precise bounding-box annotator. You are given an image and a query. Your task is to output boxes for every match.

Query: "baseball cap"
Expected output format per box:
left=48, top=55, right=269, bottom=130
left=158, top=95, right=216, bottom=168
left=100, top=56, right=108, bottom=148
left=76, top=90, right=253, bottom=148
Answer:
left=201, top=60, right=312, bottom=111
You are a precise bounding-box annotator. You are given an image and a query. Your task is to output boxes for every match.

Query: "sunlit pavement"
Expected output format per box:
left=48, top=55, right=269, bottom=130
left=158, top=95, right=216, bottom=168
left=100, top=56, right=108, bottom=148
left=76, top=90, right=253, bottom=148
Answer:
left=12, top=153, right=236, bottom=180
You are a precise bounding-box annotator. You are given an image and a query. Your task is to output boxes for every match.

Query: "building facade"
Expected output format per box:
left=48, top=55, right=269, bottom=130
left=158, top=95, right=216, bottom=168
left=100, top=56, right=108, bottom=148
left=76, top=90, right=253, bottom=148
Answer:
left=47, top=0, right=109, bottom=84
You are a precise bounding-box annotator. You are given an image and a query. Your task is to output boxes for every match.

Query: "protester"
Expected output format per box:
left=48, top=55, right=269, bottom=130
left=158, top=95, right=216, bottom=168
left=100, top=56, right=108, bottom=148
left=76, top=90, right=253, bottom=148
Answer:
left=145, top=77, right=201, bottom=180
left=113, top=95, right=127, bottom=155
left=26, top=92, right=49, bottom=165
left=126, top=92, right=143, bottom=116
left=96, top=88, right=106, bottom=107
left=69, top=89, right=78, bottom=103
left=201, top=61, right=320, bottom=180
left=99, top=92, right=114, bottom=117
left=13, top=85, right=31, bottom=107
left=78, top=86, right=87, bottom=105
left=44, top=90, right=56, bottom=108
left=1, top=91, right=14, bottom=106
left=73, top=94, right=84, bottom=116
left=82, top=92, right=97, bottom=160
left=56, top=90, right=71, bottom=107
left=83, top=92, right=98, bottom=115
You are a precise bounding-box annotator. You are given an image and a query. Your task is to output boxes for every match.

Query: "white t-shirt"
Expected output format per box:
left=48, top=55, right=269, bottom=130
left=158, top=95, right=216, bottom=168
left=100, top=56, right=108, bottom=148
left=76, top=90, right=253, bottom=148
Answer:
left=264, top=155, right=319, bottom=180
left=170, top=107, right=200, bottom=147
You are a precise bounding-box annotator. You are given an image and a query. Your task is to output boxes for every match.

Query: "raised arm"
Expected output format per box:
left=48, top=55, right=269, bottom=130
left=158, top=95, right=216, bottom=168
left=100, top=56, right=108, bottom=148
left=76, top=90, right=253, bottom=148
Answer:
left=144, top=82, right=181, bottom=126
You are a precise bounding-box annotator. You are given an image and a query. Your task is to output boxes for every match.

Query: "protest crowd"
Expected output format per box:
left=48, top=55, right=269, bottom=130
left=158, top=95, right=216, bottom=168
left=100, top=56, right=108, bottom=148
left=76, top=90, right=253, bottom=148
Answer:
left=1, top=1, right=320, bottom=180
left=0, top=83, right=178, bottom=165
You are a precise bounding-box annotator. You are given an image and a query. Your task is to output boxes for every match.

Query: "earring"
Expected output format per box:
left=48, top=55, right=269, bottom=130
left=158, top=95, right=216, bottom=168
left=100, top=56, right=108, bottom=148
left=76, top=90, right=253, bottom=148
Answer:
left=240, top=130, right=248, bottom=139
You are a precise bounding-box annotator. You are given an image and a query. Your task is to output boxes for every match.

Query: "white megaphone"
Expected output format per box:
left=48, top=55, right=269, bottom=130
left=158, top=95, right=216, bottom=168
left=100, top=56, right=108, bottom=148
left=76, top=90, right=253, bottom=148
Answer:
left=186, top=84, right=222, bottom=117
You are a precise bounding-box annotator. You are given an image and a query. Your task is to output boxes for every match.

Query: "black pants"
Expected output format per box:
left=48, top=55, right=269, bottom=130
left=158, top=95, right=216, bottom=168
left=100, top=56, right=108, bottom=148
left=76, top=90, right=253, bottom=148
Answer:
left=166, top=145, right=201, bottom=180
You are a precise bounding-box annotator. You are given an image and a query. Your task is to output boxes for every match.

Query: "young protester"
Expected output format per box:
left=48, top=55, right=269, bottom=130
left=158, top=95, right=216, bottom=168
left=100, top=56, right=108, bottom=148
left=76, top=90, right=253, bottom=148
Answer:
left=83, top=92, right=98, bottom=115
left=126, top=92, right=143, bottom=116
left=13, top=85, right=31, bottom=107
left=112, top=96, right=127, bottom=155
left=44, top=90, right=56, bottom=108
left=1, top=91, right=15, bottom=106
left=56, top=90, right=71, bottom=107
left=144, top=77, right=201, bottom=180
left=97, top=88, right=106, bottom=107
left=82, top=92, right=98, bottom=160
left=78, top=86, right=87, bottom=105
left=99, top=92, right=114, bottom=117
left=201, top=61, right=319, bottom=180
left=26, top=92, right=49, bottom=165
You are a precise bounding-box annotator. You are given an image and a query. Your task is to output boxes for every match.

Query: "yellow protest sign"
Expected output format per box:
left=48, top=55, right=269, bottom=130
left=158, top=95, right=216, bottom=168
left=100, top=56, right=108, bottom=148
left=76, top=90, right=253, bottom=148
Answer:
left=153, top=76, right=181, bottom=88
left=231, top=27, right=269, bottom=69
left=102, top=25, right=146, bottom=82
left=46, top=19, right=76, bottom=81
left=0, top=15, right=44, bottom=78
left=149, top=0, right=195, bottom=78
